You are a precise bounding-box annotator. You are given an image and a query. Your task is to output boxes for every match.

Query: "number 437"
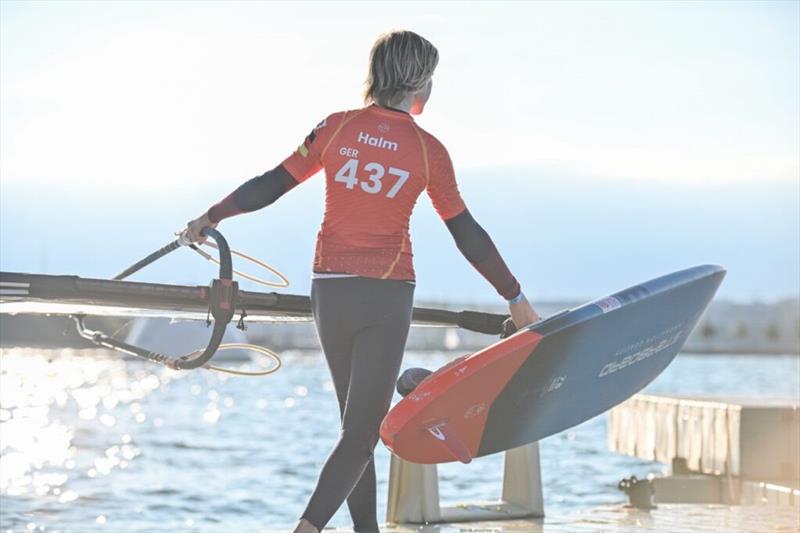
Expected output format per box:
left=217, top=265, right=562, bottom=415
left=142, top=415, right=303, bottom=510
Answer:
left=334, top=159, right=410, bottom=198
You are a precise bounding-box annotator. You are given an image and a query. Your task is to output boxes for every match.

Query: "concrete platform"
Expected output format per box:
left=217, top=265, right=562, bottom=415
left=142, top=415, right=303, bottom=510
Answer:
left=368, top=503, right=799, bottom=532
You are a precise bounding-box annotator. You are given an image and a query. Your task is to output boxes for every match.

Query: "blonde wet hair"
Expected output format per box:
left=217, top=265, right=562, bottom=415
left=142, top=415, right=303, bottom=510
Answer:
left=364, top=30, right=439, bottom=107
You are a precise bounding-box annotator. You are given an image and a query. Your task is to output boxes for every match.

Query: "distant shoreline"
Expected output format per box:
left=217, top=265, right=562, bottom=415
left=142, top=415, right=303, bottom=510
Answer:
left=0, top=343, right=797, bottom=358
left=678, top=348, right=798, bottom=356
left=2, top=308, right=798, bottom=357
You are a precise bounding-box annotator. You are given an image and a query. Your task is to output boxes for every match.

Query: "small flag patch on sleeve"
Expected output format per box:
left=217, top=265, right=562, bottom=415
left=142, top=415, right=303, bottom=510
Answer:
left=298, top=144, right=309, bottom=157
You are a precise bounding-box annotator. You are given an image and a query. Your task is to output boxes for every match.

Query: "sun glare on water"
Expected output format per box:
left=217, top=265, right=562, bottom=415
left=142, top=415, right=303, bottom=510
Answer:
left=0, top=349, right=175, bottom=503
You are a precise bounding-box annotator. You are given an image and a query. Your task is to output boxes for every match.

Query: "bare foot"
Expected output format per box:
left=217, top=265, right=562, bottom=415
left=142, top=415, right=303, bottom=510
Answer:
left=293, top=518, right=319, bottom=533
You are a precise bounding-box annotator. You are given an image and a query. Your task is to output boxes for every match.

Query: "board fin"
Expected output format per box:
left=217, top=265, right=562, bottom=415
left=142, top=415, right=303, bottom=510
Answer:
left=426, top=421, right=473, bottom=464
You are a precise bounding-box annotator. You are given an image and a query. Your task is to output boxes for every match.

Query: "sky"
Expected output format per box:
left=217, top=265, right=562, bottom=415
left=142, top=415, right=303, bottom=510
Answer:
left=1, top=1, right=798, bottom=304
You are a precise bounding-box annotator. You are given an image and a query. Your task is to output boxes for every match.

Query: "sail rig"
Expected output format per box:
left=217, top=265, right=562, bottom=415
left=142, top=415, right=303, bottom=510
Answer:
left=0, top=229, right=510, bottom=373
left=0, top=271, right=507, bottom=332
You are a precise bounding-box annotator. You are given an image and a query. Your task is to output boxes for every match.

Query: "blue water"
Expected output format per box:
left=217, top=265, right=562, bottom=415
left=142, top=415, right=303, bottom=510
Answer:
left=0, top=349, right=798, bottom=532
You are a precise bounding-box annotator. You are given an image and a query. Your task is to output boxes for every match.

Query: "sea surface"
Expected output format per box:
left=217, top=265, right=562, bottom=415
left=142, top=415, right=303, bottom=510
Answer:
left=0, top=348, right=798, bottom=532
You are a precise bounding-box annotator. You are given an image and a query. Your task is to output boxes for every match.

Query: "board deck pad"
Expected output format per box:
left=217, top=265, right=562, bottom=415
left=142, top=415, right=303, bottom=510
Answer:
left=380, top=264, right=726, bottom=464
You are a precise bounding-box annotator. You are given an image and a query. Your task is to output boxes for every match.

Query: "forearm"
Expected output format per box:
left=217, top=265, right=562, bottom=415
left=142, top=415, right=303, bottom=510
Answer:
left=207, top=164, right=298, bottom=223
left=445, top=209, right=521, bottom=300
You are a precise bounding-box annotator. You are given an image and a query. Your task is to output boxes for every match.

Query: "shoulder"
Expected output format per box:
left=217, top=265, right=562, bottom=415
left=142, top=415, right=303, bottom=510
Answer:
left=314, top=110, right=346, bottom=132
left=412, top=123, right=452, bottom=170
left=412, top=123, right=449, bottom=156
left=312, top=108, right=370, bottom=138
left=322, top=107, right=370, bottom=126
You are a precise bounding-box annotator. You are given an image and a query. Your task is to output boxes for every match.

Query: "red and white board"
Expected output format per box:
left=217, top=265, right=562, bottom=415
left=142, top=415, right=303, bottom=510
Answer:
left=380, top=265, right=726, bottom=464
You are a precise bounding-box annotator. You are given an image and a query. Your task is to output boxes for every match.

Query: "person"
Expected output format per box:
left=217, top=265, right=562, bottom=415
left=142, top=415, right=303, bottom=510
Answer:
left=183, top=30, right=539, bottom=533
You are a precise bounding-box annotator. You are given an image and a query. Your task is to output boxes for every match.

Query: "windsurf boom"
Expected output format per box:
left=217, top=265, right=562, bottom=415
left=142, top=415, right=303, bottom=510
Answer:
left=0, top=229, right=510, bottom=373
left=0, top=273, right=508, bottom=331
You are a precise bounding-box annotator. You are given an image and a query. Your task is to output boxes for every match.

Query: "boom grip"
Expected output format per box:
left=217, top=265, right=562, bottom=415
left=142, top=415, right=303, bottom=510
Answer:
left=84, top=228, right=239, bottom=371
left=199, top=228, right=233, bottom=280
left=175, top=276, right=238, bottom=370
left=174, top=320, right=228, bottom=370
left=170, top=229, right=237, bottom=369
left=455, top=310, right=508, bottom=336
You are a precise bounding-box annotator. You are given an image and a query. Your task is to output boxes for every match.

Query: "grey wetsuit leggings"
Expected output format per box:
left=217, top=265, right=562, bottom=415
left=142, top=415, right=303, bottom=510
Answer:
left=301, top=277, right=414, bottom=531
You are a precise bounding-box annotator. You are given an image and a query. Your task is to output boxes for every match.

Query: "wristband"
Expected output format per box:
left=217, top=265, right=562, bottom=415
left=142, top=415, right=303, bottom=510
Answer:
left=508, top=291, right=524, bottom=305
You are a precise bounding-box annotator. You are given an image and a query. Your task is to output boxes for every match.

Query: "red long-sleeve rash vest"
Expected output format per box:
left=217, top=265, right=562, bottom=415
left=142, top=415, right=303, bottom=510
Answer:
left=281, top=105, right=466, bottom=281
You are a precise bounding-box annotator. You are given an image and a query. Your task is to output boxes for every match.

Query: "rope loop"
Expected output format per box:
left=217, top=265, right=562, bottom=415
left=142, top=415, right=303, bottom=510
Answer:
left=178, top=343, right=282, bottom=377
left=191, top=242, right=290, bottom=289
